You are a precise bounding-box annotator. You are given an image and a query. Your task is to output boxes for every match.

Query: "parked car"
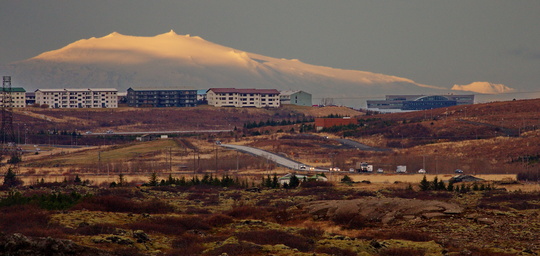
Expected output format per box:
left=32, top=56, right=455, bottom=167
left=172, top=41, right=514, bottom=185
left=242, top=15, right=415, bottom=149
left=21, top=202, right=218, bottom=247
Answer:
left=454, top=169, right=464, bottom=174
left=299, top=165, right=307, bottom=170
left=418, top=169, right=426, bottom=174
left=377, top=168, right=384, bottom=173
left=106, top=130, right=114, bottom=134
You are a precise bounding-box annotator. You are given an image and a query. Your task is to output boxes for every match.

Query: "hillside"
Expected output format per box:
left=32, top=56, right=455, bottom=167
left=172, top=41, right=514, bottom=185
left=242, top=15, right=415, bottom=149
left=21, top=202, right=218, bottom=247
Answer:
left=11, top=105, right=362, bottom=145
left=8, top=98, right=539, bottom=176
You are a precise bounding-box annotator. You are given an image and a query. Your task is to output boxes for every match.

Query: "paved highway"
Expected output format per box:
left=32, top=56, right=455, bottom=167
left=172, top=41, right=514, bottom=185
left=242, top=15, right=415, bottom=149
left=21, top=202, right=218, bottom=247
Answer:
left=221, top=144, right=329, bottom=172
left=335, top=138, right=390, bottom=152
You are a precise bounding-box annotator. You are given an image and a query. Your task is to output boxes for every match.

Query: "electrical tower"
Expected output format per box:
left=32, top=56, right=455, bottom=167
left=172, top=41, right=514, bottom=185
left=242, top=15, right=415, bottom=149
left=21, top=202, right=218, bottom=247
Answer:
left=1, top=76, right=18, bottom=160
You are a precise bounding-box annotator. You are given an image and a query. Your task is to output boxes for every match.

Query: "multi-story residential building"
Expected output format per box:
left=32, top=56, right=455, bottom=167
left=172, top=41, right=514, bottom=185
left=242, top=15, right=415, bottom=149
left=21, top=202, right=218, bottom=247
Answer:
left=126, top=87, right=197, bottom=107
left=207, top=88, right=280, bottom=108
left=279, top=90, right=312, bottom=106
left=0, top=87, right=26, bottom=108
left=35, top=88, right=118, bottom=108
left=367, top=94, right=475, bottom=111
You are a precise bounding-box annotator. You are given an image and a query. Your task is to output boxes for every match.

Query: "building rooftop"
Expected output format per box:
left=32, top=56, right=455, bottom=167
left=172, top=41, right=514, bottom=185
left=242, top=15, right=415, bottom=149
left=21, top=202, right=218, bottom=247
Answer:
left=128, top=87, right=196, bottom=91
left=36, top=88, right=118, bottom=92
left=279, top=90, right=310, bottom=96
left=0, top=87, right=25, bottom=92
left=208, top=88, right=280, bottom=94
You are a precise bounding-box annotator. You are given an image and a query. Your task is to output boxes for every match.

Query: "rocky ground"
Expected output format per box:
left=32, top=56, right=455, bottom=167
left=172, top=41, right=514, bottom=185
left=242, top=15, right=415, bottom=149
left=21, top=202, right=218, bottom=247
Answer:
left=1, top=177, right=539, bottom=256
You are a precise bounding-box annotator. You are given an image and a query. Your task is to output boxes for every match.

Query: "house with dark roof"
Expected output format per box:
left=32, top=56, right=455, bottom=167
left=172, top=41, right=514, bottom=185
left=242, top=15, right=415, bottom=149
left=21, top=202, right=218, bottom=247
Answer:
left=207, top=88, right=280, bottom=108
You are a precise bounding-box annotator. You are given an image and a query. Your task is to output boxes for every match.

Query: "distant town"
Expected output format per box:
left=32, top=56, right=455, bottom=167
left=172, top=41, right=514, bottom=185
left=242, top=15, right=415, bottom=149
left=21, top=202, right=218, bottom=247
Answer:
left=2, top=76, right=474, bottom=111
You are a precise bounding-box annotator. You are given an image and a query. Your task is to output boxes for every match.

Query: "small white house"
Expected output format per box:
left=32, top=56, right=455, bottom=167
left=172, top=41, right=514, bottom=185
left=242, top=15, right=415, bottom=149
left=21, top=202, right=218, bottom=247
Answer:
left=279, top=90, right=312, bottom=106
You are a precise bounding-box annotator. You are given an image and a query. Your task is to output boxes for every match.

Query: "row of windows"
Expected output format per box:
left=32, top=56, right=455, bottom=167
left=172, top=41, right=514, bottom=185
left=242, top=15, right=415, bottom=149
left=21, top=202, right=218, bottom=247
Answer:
left=39, top=92, right=116, bottom=95
left=132, top=91, right=195, bottom=95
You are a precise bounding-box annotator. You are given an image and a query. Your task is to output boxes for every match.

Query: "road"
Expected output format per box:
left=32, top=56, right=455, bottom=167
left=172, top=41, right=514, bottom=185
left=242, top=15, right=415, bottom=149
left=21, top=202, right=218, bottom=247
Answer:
left=221, top=144, right=329, bottom=172
left=335, top=138, right=390, bottom=152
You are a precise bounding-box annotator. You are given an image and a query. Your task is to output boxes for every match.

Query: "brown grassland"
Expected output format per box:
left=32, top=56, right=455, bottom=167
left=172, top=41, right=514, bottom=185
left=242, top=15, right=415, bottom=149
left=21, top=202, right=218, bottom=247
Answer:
left=1, top=100, right=540, bottom=255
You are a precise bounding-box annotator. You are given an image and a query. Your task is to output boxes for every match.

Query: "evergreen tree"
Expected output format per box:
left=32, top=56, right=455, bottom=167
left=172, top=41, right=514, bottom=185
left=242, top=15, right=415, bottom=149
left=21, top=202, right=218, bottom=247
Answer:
left=479, top=183, right=486, bottom=191
left=149, top=172, right=158, bottom=186
left=272, top=173, right=279, bottom=189
left=432, top=176, right=439, bottom=190
left=74, top=175, right=82, bottom=184
left=288, top=174, right=300, bottom=188
left=3, top=168, right=23, bottom=187
left=265, top=175, right=272, bottom=188
left=341, top=175, right=353, bottom=183
left=447, top=180, right=454, bottom=192
left=117, top=174, right=125, bottom=187
left=419, top=175, right=430, bottom=191
left=438, top=180, right=446, bottom=190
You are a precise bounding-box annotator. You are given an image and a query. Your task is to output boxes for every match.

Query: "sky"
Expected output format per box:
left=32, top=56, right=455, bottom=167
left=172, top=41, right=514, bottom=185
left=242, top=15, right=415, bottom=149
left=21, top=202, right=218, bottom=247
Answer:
left=1, top=0, right=539, bottom=97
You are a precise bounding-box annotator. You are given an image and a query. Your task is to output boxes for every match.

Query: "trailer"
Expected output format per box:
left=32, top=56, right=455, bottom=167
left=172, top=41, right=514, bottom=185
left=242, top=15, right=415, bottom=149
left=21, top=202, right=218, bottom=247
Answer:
left=396, top=165, right=407, bottom=173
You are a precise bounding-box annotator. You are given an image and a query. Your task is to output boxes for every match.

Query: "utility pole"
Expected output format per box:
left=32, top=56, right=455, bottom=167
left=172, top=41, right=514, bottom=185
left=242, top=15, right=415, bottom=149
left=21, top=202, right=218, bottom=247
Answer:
left=169, top=147, right=172, bottom=173
left=215, top=142, right=219, bottom=172
left=0, top=76, right=17, bottom=160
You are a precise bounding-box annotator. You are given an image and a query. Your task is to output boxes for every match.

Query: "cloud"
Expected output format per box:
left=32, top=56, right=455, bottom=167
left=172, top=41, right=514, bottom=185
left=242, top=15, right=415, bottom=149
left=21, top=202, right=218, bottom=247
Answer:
left=451, top=82, right=515, bottom=94
left=508, top=48, right=540, bottom=60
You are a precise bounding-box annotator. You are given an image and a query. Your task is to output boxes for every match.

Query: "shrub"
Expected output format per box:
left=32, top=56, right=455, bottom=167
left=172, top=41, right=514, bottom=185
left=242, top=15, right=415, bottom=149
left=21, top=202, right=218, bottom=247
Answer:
left=377, top=247, right=426, bottom=256
left=0, top=191, right=84, bottom=210
left=166, top=233, right=204, bottom=256
left=316, top=246, right=357, bottom=256
left=301, top=181, right=334, bottom=188
left=225, top=206, right=268, bottom=220
left=382, top=230, right=433, bottom=242
left=72, top=195, right=175, bottom=214
left=204, top=241, right=262, bottom=256
left=298, top=226, right=324, bottom=240
left=206, top=214, right=234, bottom=227
left=0, top=204, right=67, bottom=238
left=331, top=212, right=371, bottom=229
left=111, top=248, right=147, bottom=256
left=127, top=216, right=210, bottom=236
left=236, top=229, right=314, bottom=252
left=75, top=223, right=118, bottom=236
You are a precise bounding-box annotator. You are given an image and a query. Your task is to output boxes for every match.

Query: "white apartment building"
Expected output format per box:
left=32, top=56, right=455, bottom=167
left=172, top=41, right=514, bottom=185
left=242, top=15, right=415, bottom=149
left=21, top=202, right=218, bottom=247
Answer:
left=207, top=88, right=280, bottom=108
left=35, top=88, right=118, bottom=108
left=0, top=87, right=26, bottom=108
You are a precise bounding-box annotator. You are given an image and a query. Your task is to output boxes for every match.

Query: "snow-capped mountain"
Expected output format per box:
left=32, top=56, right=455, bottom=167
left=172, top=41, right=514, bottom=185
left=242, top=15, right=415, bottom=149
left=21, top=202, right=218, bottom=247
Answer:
left=1, top=30, right=474, bottom=107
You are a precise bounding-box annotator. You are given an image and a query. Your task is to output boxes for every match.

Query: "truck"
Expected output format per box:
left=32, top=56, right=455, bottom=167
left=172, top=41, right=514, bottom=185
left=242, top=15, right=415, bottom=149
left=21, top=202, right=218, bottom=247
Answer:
left=356, top=162, right=373, bottom=172
left=396, top=165, right=407, bottom=173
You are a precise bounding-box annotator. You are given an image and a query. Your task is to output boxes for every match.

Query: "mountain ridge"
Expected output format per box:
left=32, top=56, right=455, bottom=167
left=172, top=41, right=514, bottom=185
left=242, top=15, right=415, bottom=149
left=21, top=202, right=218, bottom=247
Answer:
left=0, top=31, right=506, bottom=107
